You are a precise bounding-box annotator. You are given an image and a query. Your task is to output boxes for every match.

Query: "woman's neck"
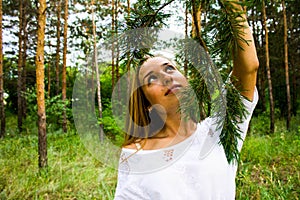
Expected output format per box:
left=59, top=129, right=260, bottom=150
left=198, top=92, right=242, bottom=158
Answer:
left=158, top=111, right=196, bottom=138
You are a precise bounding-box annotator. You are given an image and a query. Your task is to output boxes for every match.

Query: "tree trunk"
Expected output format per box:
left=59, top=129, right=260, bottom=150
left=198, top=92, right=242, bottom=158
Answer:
left=36, top=0, right=47, bottom=169
left=47, top=57, right=51, bottom=97
left=115, top=0, right=120, bottom=103
left=262, top=0, right=275, bottom=133
left=21, top=4, right=28, bottom=120
left=17, top=0, right=24, bottom=133
left=191, top=0, right=208, bottom=51
left=289, top=16, right=297, bottom=117
left=191, top=0, right=209, bottom=118
left=0, top=0, right=5, bottom=138
left=92, top=0, right=104, bottom=141
left=291, top=56, right=297, bottom=116
left=282, top=0, right=291, bottom=130
left=56, top=0, right=61, bottom=95
left=184, top=1, right=188, bottom=77
left=127, top=0, right=130, bottom=14
left=125, top=0, right=131, bottom=103
left=62, top=0, right=68, bottom=133
left=191, top=1, right=201, bottom=39
left=259, top=13, right=266, bottom=113
left=111, top=0, right=115, bottom=89
left=254, top=8, right=265, bottom=113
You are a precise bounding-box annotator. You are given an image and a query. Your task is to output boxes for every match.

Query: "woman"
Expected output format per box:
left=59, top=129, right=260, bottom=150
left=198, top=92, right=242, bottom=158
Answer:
left=114, top=1, right=259, bottom=199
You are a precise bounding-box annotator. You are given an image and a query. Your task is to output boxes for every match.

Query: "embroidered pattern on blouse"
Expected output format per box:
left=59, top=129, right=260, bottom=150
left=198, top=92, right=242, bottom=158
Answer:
left=208, top=128, right=214, bottom=137
left=163, top=149, right=174, bottom=162
left=186, top=175, right=202, bottom=189
left=119, top=152, right=130, bottom=174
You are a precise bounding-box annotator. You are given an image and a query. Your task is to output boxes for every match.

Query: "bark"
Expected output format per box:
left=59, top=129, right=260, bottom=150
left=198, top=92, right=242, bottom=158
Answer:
left=262, top=0, right=275, bottom=133
left=258, top=13, right=266, bottom=112
left=127, top=0, right=130, bottom=14
left=191, top=0, right=208, bottom=52
left=184, top=1, right=188, bottom=77
left=291, top=56, right=297, bottom=116
left=190, top=0, right=209, bottom=118
left=111, top=0, right=115, bottom=89
left=125, top=0, right=131, bottom=103
left=21, top=2, right=28, bottom=119
left=62, top=0, right=68, bottom=133
left=17, top=0, right=24, bottom=132
left=289, top=16, right=297, bottom=116
left=56, top=0, right=61, bottom=95
left=0, top=0, right=5, bottom=138
left=115, top=0, right=120, bottom=102
left=191, top=1, right=201, bottom=39
left=36, top=0, right=47, bottom=168
left=47, top=57, right=51, bottom=97
left=92, top=0, right=104, bottom=141
left=282, top=0, right=291, bottom=130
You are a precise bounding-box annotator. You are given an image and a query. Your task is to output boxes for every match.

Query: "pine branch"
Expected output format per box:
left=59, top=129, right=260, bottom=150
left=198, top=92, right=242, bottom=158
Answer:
left=178, top=1, right=250, bottom=164
left=218, top=80, right=248, bottom=164
left=211, top=0, right=250, bottom=60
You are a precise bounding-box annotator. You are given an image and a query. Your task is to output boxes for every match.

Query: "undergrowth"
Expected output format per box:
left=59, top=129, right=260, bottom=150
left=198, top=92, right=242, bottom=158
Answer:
left=0, top=130, right=117, bottom=200
left=0, top=115, right=299, bottom=199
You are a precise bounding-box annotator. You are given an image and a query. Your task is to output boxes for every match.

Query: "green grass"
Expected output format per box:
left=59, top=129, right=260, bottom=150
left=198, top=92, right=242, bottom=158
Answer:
left=0, top=116, right=299, bottom=199
left=236, top=118, right=300, bottom=200
left=0, top=130, right=117, bottom=200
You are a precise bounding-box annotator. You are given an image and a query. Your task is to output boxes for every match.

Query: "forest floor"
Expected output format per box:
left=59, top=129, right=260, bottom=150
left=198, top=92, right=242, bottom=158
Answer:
left=0, top=115, right=299, bottom=200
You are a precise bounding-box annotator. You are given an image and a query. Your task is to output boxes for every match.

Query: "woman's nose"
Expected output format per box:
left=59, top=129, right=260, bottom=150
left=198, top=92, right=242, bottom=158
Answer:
left=162, top=74, right=173, bottom=86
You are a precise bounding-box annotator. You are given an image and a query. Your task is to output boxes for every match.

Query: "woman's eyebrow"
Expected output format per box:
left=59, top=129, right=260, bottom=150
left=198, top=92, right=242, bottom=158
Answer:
left=161, top=62, right=170, bottom=67
left=143, top=71, right=154, bottom=83
left=161, top=62, right=176, bottom=69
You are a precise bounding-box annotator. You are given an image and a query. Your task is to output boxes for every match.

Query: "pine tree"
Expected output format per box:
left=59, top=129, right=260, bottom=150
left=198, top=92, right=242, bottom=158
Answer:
left=36, top=0, right=47, bottom=168
left=262, top=0, right=275, bottom=133
left=0, top=0, right=5, bottom=138
left=62, top=0, right=68, bottom=133
left=91, top=0, right=104, bottom=141
left=55, top=0, right=61, bottom=95
left=17, top=0, right=24, bottom=132
left=282, top=0, right=291, bottom=130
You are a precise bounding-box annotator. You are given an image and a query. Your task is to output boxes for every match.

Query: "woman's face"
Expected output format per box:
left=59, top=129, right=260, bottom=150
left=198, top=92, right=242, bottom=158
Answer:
left=138, top=57, right=188, bottom=112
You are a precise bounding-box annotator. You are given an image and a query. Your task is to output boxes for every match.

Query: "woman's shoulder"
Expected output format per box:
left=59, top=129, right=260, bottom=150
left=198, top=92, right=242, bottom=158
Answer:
left=123, top=143, right=137, bottom=149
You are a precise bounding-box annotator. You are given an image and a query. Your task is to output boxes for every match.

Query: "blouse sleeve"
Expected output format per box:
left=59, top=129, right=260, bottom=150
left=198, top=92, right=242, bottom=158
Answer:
left=236, top=86, right=259, bottom=151
left=198, top=86, right=258, bottom=159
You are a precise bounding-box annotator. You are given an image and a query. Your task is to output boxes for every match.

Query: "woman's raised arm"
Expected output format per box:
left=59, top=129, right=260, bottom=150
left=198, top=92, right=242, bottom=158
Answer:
left=229, top=1, right=259, bottom=101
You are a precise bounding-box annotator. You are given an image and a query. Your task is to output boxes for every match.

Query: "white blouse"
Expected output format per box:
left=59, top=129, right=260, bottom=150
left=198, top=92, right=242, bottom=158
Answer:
left=114, top=88, right=258, bottom=200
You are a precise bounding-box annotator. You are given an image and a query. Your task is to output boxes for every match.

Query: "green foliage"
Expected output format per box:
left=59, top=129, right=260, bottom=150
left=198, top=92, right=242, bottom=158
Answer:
left=24, top=88, right=73, bottom=132
left=177, top=0, right=252, bottom=164
left=126, top=0, right=172, bottom=28
left=2, top=57, right=36, bottom=114
left=3, top=112, right=18, bottom=137
left=250, top=113, right=270, bottom=135
left=99, top=104, right=123, bottom=145
left=219, top=82, right=248, bottom=163
left=211, top=1, right=249, bottom=60
left=180, top=74, right=249, bottom=164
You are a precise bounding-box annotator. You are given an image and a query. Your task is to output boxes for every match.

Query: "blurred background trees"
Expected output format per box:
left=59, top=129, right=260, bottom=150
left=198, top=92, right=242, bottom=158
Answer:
left=0, top=0, right=299, bottom=164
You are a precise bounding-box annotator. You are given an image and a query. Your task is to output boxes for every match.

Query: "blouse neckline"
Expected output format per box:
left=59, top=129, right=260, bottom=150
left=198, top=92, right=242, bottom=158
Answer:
left=122, top=123, right=201, bottom=154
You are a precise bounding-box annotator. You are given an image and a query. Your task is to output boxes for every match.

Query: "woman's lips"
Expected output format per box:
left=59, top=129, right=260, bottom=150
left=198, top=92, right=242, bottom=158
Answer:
left=165, top=85, right=182, bottom=96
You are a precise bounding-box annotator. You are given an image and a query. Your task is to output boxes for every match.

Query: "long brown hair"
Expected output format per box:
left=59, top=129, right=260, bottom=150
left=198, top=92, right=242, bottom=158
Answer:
left=123, top=58, right=165, bottom=147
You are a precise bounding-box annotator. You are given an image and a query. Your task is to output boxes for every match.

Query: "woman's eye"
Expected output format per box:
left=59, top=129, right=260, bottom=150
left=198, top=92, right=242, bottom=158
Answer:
left=148, top=75, right=157, bottom=84
left=165, top=65, right=175, bottom=72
